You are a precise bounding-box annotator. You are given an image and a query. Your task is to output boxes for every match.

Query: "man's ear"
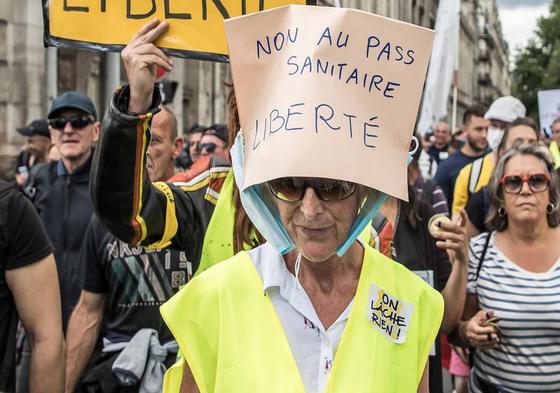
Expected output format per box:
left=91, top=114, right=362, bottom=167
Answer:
left=172, top=137, right=184, bottom=160
left=92, top=121, right=101, bottom=143
left=49, top=126, right=57, bottom=144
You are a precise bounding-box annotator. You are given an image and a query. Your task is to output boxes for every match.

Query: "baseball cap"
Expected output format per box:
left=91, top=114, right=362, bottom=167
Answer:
left=48, top=91, right=97, bottom=119
left=202, top=124, right=228, bottom=145
left=485, top=96, right=526, bottom=123
left=16, top=119, right=50, bottom=138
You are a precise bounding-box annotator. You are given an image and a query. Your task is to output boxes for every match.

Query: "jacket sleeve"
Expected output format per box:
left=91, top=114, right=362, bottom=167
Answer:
left=451, top=164, right=470, bottom=214
left=90, top=86, right=207, bottom=263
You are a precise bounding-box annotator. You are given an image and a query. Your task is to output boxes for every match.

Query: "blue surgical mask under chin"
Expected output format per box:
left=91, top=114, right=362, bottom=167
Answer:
left=231, top=133, right=295, bottom=254
left=335, top=150, right=415, bottom=257
left=230, top=133, right=415, bottom=256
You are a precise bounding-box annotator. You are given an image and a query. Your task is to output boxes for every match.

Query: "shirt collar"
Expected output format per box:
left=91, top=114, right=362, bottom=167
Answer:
left=259, top=243, right=291, bottom=293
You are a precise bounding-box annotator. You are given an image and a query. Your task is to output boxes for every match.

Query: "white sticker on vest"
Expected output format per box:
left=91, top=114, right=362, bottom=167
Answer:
left=367, top=285, right=414, bottom=344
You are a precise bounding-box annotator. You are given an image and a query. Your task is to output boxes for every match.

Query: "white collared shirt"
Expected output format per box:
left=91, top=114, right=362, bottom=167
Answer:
left=247, top=243, right=353, bottom=393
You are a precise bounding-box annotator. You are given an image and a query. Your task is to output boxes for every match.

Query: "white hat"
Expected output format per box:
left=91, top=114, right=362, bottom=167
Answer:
left=484, top=96, right=526, bottom=123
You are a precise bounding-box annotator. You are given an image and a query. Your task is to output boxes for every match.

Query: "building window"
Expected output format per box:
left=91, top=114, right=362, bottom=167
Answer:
left=0, top=19, right=7, bottom=65
left=57, top=48, right=77, bottom=92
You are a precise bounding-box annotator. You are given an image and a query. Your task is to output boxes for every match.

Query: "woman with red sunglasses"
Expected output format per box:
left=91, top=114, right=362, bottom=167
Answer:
left=451, top=144, right=560, bottom=392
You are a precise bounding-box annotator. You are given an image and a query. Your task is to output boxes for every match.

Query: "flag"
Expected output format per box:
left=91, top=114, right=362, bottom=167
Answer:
left=417, top=0, right=460, bottom=135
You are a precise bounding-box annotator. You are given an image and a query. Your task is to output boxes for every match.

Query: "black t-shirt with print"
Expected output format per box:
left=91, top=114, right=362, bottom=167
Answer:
left=0, top=181, right=53, bottom=392
left=75, top=215, right=192, bottom=344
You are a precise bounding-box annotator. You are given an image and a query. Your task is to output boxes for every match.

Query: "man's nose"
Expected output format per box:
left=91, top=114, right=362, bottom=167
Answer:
left=63, top=120, right=75, bottom=133
left=299, top=187, right=324, bottom=220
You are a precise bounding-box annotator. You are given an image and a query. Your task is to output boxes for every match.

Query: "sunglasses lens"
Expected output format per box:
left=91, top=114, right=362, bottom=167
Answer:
left=529, top=174, right=548, bottom=192
left=49, top=118, right=66, bottom=129
left=269, top=178, right=304, bottom=202
left=313, top=179, right=356, bottom=201
left=198, top=143, right=217, bottom=153
left=70, top=116, right=91, bottom=129
left=503, top=176, right=523, bottom=193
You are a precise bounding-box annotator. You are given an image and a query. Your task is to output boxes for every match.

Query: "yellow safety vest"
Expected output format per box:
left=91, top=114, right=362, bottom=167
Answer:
left=550, top=141, right=560, bottom=170
left=196, top=170, right=258, bottom=276
left=196, top=170, right=237, bottom=275
left=161, top=245, right=443, bottom=392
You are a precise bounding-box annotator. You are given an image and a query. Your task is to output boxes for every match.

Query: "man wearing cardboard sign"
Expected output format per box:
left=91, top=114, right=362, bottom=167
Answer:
left=91, top=7, right=447, bottom=393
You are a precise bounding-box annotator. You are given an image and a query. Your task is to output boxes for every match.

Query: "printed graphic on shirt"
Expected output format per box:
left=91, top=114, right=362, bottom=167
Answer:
left=303, top=316, right=320, bottom=337
left=106, top=239, right=191, bottom=308
left=367, top=284, right=414, bottom=344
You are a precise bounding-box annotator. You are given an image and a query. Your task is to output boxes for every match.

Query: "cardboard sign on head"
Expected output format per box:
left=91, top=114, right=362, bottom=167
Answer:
left=225, top=5, right=434, bottom=201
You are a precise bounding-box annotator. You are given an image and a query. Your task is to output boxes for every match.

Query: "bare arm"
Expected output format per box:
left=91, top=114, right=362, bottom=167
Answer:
left=6, top=254, right=64, bottom=393
left=440, top=258, right=468, bottom=333
left=433, top=210, right=469, bottom=333
left=180, top=359, right=201, bottom=393
left=417, top=360, right=429, bottom=393
left=65, top=290, right=105, bottom=393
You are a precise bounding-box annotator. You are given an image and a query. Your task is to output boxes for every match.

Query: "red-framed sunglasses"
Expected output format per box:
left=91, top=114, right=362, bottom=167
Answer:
left=499, top=173, right=550, bottom=194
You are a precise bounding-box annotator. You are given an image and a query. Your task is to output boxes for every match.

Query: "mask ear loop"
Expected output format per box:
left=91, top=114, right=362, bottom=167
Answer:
left=294, top=251, right=303, bottom=291
left=335, top=135, right=420, bottom=257
left=409, top=135, right=419, bottom=158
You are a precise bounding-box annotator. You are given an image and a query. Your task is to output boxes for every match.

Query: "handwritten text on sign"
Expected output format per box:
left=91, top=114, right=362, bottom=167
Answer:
left=225, top=6, right=434, bottom=199
left=368, top=285, right=413, bottom=344
left=251, top=26, right=418, bottom=151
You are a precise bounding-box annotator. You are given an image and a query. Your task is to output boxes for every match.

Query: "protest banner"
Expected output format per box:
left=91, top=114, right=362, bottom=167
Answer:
left=538, top=89, right=560, bottom=138
left=225, top=5, right=435, bottom=200
left=43, top=0, right=314, bottom=61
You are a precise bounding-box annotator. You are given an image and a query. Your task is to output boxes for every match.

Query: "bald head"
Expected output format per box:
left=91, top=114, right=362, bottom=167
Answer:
left=434, top=121, right=450, bottom=148
left=155, top=105, right=178, bottom=140
left=147, top=106, right=183, bottom=182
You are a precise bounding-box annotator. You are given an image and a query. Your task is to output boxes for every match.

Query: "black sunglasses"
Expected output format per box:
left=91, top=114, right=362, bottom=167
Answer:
left=268, top=177, right=356, bottom=202
left=49, top=115, right=94, bottom=130
left=197, top=143, right=220, bottom=154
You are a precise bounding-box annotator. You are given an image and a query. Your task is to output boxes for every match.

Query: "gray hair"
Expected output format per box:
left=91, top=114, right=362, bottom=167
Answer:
left=486, top=143, right=560, bottom=231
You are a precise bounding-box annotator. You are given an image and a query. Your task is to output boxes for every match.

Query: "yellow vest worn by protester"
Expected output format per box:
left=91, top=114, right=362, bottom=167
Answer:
left=550, top=141, right=560, bottom=169
left=195, top=170, right=258, bottom=276
left=161, top=244, right=444, bottom=393
left=196, top=170, right=237, bottom=275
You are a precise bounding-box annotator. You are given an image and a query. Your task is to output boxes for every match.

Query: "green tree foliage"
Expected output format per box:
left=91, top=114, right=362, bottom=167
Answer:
left=512, top=0, right=560, bottom=121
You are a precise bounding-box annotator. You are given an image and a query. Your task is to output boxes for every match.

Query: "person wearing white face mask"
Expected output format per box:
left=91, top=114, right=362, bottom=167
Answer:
left=452, top=96, right=526, bottom=216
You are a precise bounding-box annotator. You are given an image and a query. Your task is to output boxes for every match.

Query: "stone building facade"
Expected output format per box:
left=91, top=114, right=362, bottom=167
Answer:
left=0, top=0, right=510, bottom=162
left=455, top=0, right=511, bottom=127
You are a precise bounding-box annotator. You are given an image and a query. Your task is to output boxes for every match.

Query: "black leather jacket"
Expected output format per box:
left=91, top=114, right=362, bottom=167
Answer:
left=91, top=86, right=230, bottom=272
left=25, top=156, right=94, bottom=328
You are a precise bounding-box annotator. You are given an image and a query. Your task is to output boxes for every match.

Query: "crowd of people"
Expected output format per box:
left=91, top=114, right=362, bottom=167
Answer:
left=2, top=12, right=560, bottom=393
